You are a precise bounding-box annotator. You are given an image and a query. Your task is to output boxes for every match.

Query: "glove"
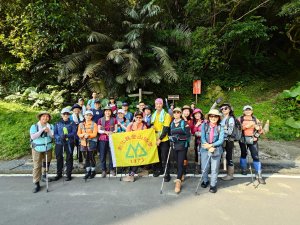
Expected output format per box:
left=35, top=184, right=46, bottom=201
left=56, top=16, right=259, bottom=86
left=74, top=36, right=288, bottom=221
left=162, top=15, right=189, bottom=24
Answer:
left=215, top=97, right=222, bottom=104
left=60, top=134, right=67, bottom=141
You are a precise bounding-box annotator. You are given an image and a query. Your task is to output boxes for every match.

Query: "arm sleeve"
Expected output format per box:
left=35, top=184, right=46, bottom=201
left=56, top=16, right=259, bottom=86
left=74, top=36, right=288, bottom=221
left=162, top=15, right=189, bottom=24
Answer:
left=201, top=123, right=207, bottom=144
left=159, top=126, right=170, bottom=140
left=67, top=123, right=76, bottom=138
left=30, top=125, right=44, bottom=140
left=77, top=123, right=83, bottom=138
left=226, top=117, right=235, bottom=136
left=54, top=124, right=60, bottom=142
left=210, top=102, right=218, bottom=111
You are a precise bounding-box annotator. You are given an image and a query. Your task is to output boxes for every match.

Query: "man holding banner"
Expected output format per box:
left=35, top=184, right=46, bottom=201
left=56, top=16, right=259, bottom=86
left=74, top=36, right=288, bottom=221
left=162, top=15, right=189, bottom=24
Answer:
left=151, top=98, right=172, bottom=182
left=109, top=112, right=159, bottom=182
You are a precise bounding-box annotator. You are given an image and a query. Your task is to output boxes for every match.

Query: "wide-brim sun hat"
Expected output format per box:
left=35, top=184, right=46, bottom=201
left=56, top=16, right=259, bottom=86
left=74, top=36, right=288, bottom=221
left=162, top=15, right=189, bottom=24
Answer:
left=37, top=111, right=52, bottom=121
left=182, top=105, right=192, bottom=114
left=103, top=106, right=112, bottom=112
left=71, top=103, right=82, bottom=111
left=173, top=107, right=182, bottom=113
left=206, top=109, right=222, bottom=119
left=84, top=110, right=93, bottom=116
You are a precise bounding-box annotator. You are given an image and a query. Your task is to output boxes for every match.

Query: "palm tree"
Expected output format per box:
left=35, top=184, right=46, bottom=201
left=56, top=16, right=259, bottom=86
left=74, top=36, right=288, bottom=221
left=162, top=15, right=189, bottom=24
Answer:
left=59, top=1, right=191, bottom=94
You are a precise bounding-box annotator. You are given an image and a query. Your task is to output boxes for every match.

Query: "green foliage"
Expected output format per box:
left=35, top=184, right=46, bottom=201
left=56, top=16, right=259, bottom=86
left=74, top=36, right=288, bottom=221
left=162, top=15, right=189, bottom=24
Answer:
left=4, top=86, right=68, bottom=111
left=279, top=82, right=300, bottom=100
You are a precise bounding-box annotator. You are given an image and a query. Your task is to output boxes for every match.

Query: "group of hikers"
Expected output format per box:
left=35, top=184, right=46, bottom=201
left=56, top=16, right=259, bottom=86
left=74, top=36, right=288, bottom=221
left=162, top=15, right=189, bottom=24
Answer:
left=30, top=92, right=266, bottom=194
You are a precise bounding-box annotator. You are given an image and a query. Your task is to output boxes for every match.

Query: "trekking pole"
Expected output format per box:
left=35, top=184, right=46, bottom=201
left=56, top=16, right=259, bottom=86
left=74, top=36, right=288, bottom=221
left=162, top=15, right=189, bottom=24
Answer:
left=160, top=143, right=172, bottom=194
left=195, top=154, right=211, bottom=195
left=62, top=144, right=65, bottom=184
left=45, top=137, right=49, bottom=193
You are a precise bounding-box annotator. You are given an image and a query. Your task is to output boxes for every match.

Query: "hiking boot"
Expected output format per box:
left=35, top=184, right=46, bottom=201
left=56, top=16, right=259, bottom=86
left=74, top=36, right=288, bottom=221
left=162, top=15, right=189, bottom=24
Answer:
left=52, top=175, right=62, bottom=181
left=241, top=169, right=247, bottom=175
left=65, top=176, right=72, bottom=181
left=138, top=169, right=149, bottom=177
left=90, top=171, right=96, bottom=179
left=256, top=173, right=266, bottom=185
left=122, top=175, right=135, bottom=182
left=201, top=181, right=209, bottom=188
left=221, top=166, right=234, bottom=181
left=164, top=174, right=171, bottom=182
left=209, top=186, right=217, bottom=193
left=153, top=170, right=163, bottom=177
left=101, top=171, right=106, bottom=178
left=83, top=171, right=91, bottom=180
left=110, top=170, right=116, bottom=176
left=174, top=179, right=181, bottom=194
left=32, top=182, right=40, bottom=193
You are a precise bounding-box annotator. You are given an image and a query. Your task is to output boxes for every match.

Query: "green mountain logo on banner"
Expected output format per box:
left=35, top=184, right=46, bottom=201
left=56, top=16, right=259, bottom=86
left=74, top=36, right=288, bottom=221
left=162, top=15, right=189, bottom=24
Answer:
left=126, top=143, right=147, bottom=159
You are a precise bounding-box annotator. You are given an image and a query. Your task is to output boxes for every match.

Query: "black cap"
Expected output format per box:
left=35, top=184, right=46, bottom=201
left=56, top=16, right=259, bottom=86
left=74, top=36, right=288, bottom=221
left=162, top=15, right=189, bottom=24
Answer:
left=95, top=99, right=101, bottom=104
left=143, top=105, right=152, bottom=112
left=71, top=104, right=82, bottom=111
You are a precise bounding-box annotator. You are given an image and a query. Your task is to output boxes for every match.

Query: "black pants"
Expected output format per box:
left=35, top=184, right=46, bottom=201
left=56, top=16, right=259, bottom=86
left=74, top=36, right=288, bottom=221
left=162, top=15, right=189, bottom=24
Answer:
left=194, top=138, right=200, bottom=163
left=239, top=141, right=260, bottom=162
left=224, top=140, right=234, bottom=166
left=55, top=143, right=74, bottom=177
left=83, top=150, right=96, bottom=168
left=174, top=149, right=186, bottom=179
left=155, top=141, right=170, bottom=174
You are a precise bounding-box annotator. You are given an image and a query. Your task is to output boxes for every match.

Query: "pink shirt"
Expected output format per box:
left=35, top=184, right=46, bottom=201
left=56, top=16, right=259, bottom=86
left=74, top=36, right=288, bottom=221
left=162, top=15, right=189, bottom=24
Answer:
left=98, top=118, right=117, bottom=141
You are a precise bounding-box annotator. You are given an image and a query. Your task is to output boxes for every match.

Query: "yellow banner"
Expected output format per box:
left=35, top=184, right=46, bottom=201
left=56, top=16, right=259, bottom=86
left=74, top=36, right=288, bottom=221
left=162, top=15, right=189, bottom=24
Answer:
left=109, top=128, right=159, bottom=167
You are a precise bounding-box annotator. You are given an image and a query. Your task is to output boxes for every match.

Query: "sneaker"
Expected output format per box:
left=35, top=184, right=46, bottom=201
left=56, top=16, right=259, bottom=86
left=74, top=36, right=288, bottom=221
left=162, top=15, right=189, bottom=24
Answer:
left=241, top=169, right=247, bottom=175
left=209, top=186, right=217, bottom=193
left=122, top=175, right=135, bottom=182
left=153, top=170, right=163, bottom=177
left=110, top=170, right=116, bottom=176
left=65, top=176, right=72, bottom=181
left=90, top=171, right=96, bottom=179
left=101, top=171, right=106, bottom=178
left=201, top=181, right=209, bottom=188
left=83, top=171, right=91, bottom=180
left=164, top=174, right=171, bottom=182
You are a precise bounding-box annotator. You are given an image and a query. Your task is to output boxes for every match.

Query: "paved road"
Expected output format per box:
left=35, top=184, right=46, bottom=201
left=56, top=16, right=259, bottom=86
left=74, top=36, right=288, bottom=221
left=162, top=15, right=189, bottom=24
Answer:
left=0, top=176, right=299, bottom=225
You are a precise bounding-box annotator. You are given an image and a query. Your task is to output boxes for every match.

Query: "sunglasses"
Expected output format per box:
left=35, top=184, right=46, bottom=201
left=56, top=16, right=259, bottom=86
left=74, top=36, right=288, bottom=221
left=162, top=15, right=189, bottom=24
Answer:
left=63, top=113, right=70, bottom=115
left=220, top=106, right=229, bottom=111
left=209, top=115, right=219, bottom=118
left=135, top=116, right=143, bottom=119
left=173, top=111, right=181, bottom=114
left=85, top=114, right=93, bottom=117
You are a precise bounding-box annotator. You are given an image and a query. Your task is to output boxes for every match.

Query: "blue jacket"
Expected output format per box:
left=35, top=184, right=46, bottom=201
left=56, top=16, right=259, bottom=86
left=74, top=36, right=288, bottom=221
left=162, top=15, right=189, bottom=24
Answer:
left=200, top=122, right=224, bottom=157
left=54, top=119, right=77, bottom=145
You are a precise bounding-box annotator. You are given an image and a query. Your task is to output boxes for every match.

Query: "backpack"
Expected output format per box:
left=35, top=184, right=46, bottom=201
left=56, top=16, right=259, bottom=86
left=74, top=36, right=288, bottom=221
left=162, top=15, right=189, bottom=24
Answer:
left=100, top=117, right=116, bottom=131
left=226, top=117, right=242, bottom=141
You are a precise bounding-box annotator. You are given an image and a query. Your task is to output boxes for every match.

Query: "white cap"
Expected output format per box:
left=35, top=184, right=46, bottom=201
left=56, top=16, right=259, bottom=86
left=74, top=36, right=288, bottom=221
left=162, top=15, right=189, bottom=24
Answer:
left=84, top=110, right=94, bottom=116
left=117, top=109, right=125, bottom=114
left=61, top=108, right=71, bottom=114
left=243, top=105, right=253, bottom=111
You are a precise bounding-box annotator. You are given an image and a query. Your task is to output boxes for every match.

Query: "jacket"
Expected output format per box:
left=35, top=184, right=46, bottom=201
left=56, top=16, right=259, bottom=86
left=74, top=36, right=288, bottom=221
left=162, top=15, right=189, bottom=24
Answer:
left=54, top=119, right=76, bottom=145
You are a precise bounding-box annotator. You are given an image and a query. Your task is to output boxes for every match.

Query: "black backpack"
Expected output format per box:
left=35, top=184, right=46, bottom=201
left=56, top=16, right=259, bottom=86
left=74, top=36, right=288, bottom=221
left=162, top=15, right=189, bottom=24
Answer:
left=226, top=117, right=242, bottom=141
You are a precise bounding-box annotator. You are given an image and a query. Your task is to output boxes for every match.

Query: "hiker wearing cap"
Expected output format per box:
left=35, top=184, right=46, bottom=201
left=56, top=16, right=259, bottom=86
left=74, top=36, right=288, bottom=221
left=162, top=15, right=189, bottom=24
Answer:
left=181, top=105, right=193, bottom=174
left=238, top=105, right=265, bottom=184
left=87, top=92, right=98, bottom=110
left=219, top=103, right=236, bottom=181
left=98, top=106, right=118, bottom=177
left=121, top=111, right=148, bottom=182
left=30, top=111, right=54, bottom=193
left=54, top=108, right=77, bottom=181
left=70, top=103, right=84, bottom=168
left=116, top=109, right=129, bottom=132
left=122, top=102, right=133, bottom=122
left=151, top=98, right=172, bottom=182
left=78, top=98, right=86, bottom=115
left=143, top=105, right=152, bottom=128
left=108, top=96, right=118, bottom=116
left=77, top=110, right=98, bottom=179
left=192, top=108, right=205, bottom=173
left=169, top=107, right=191, bottom=193
left=91, top=99, right=104, bottom=123
left=200, top=109, right=224, bottom=193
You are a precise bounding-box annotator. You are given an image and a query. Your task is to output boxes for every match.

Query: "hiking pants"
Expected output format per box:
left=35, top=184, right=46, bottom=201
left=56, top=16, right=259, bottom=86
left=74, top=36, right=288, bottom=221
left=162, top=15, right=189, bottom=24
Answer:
left=155, top=141, right=170, bottom=174
left=200, top=149, right=221, bottom=187
left=55, top=143, right=74, bottom=177
left=174, top=149, right=187, bottom=179
left=32, top=149, right=52, bottom=183
left=98, top=140, right=113, bottom=171
left=83, top=150, right=96, bottom=168
left=224, top=140, right=234, bottom=166
left=75, top=139, right=83, bottom=163
left=239, top=141, right=260, bottom=162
